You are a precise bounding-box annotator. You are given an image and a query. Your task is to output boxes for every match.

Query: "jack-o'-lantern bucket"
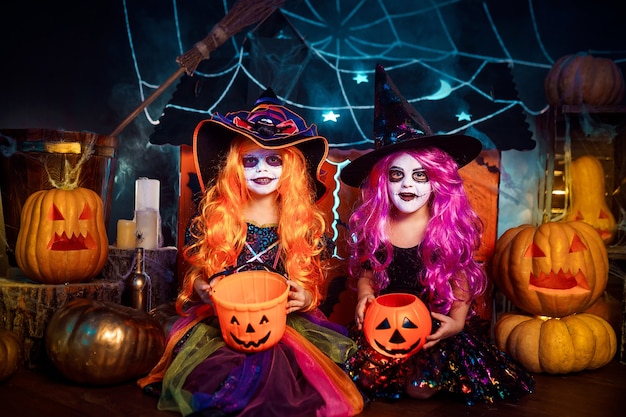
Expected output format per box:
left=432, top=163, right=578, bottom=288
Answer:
left=211, top=270, right=289, bottom=353
left=0, top=129, right=117, bottom=270
left=363, top=293, right=432, bottom=359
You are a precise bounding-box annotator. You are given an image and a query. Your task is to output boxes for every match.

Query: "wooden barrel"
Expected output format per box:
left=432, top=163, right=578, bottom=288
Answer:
left=0, top=129, right=118, bottom=266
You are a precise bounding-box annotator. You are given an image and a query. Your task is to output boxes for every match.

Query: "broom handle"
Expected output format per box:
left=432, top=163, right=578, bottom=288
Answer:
left=110, top=66, right=186, bottom=137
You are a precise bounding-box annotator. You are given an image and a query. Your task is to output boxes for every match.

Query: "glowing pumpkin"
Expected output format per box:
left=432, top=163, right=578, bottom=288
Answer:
left=494, top=312, right=616, bottom=374
left=45, top=298, right=166, bottom=385
left=363, top=293, right=432, bottom=358
left=564, top=155, right=616, bottom=244
left=15, top=187, right=109, bottom=284
left=492, top=221, right=608, bottom=317
left=211, top=270, right=289, bottom=353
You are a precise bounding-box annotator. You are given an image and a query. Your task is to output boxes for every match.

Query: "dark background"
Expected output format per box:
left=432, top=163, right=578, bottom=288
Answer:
left=0, top=0, right=624, bottom=249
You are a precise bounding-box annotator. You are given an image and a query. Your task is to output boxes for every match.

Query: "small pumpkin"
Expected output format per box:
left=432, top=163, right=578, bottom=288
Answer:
left=0, top=329, right=21, bottom=382
left=363, top=293, right=432, bottom=359
left=544, top=53, right=625, bottom=106
left=15, top=187, right=109, bottom=284
left=211, top=270, right=289, bottom=353
left=494, top=312, right=617, bottom=374
left=564, top=155, right=616, bottom=244
left=492, top=221, right=608, bottom=317
left=45, top=298, right=166, bottom=385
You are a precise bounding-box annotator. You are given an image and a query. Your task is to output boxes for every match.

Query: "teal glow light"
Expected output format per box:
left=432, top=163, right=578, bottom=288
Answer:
left=327, top=157, right=351, bottom=259
left=323, top=111, right=340, bottom=122
left=353, top=73, right=368, bottom=84
left=456, top=111, right=472, bottom=122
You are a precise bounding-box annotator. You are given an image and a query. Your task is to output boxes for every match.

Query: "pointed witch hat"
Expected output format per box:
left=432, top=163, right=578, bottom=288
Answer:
left=340, top=64, right=482, bottom=188
left=193, top=88, right=329, bottom=200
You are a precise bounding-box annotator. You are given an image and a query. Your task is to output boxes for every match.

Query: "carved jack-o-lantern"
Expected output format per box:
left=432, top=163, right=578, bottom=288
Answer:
left=363, top=293, right=432, bottom=359
left=211, top=270, right=289, bottom=353
left=492, top=221, right=608, bottom=317
left=15, top=187, right=109, bottom=284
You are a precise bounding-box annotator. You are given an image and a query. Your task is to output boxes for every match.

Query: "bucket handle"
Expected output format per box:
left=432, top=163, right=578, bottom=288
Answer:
left=207, top=261, right=288, bottom=289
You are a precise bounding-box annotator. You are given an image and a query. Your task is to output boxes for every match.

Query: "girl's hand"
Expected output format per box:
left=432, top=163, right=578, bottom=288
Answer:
left=423, top=311, right=465, bottom=349
left=193, top=277, right=214, bottom=304
left=286, top=279, right=311, bottom=314
left=355, top=293, right=376, bottom=330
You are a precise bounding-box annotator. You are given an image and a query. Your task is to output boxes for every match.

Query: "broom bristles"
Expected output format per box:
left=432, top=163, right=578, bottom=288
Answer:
left=176, top=0, right=285, bottom=75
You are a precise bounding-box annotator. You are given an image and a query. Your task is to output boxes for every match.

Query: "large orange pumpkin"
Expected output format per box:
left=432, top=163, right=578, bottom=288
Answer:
left=45, top=298, right=166, bottom=385
left=492, top=221, right=608, bottom=317
left=15, top=187, right=109, bottom=284
left=544, top=53, right=625, bottom=106
left=494, top=312, right=616, bottom=374
left=363, top=293, right=432, bottom=358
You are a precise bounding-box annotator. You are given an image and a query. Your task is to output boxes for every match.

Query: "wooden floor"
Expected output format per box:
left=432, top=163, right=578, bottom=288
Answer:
left=1, top=359, right=625, bottom=417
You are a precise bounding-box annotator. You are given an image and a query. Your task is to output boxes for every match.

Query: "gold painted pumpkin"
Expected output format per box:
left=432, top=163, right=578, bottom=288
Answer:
left=45, top=298, right=166, bottom=385
left=492, top=221, right=608, bottom=317
left=211, top=270, right=289, bottom=353
left=494, top=312, right=616, bottom=374
left=544, top=53, right=625, bottom=106
left=363, top=293, right=432, bottom=358
left=15, top=187, right=109, bottom=284
left=0, top=329, right=21, bottom=382
left=564, top=155, right=616, bottom=244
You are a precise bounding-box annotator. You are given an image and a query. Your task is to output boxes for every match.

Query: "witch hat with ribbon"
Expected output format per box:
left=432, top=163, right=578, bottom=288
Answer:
left=340, top=64, right=482, bottom=188
left=193, top=88, right=329, bottom=200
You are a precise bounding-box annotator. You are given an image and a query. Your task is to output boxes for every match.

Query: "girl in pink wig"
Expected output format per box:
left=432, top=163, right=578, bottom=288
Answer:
left=340, top=65, right=534, bottom=405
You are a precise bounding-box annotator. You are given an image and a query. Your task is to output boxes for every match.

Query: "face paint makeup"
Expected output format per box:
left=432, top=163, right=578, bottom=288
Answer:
left=387, top=153, right=431, bottom=214
left=243, top=149, right=283, bottom=196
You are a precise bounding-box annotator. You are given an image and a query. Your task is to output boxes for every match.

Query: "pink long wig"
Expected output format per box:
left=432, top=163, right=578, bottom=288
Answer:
left=178, top=136, right=328, bottom=314
left=347, top=147, right=487, bottom=315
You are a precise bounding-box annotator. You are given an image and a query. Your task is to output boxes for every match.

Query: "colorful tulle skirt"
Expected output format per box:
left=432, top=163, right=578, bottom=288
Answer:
left=139, top=305, right=363, bottom=417
left=346, top=318, right=534, bottom=405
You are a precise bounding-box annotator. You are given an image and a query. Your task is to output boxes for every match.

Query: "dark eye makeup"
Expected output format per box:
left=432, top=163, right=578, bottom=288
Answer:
left=243, top=154, right=283, bottom=168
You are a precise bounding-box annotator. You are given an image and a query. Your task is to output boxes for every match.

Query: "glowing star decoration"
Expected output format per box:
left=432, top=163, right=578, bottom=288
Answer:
left=353, top=73, right=368, bottom=84
left=323, top=111, right=340, bottom=122
left=456, top=111, right=472, bottom=122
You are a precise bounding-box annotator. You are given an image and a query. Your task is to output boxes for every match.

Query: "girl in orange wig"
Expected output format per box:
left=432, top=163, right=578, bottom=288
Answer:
left=139, top=90, right=363, bottom=417
left=179, top=136, right=327, bottom=313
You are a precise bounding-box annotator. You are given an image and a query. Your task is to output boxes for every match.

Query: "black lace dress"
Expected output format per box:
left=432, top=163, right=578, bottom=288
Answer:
left=346, top=245, right=534, bottom=404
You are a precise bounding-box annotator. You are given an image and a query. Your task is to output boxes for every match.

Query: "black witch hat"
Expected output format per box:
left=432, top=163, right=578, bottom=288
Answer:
left=340, top=64, right=482, bottom=188
left=193, top=88, right=329, bottom=200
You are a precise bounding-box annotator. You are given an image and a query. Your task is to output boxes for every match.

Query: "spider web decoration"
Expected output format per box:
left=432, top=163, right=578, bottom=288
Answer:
left=125, top=0, right=580, bottom=150
left=113, top=0, right=625, bottom=249
left=123, top=0, right=625, bottom=153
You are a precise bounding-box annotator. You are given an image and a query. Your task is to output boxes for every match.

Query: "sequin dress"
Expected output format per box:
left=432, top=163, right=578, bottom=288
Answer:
left=345, top=245, right=534, bottom=405
left=140, top=223, right=363, bottom=417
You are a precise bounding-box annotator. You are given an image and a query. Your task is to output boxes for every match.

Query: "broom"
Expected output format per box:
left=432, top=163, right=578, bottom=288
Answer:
left=110, top=0, right=285, bottom=137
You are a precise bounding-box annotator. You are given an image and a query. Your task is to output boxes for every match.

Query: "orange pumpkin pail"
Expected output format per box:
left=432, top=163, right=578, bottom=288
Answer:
left=363, top=293, right=432, bottom=359
left=211, top=270, right=289, bottom=353
left=0, top=129, right=117, bottom=268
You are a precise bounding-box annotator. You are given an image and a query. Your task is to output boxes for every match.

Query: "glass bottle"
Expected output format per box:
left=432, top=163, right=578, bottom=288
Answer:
left=128, top=247, right=152, bottom=312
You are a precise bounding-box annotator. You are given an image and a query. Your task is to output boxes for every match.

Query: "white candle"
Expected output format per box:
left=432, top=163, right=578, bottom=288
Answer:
left=135, top=178, right=160, bottom=212
left=116, top=219, right=136, bottom=249
left=135, top=209, right=158, bottom=250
